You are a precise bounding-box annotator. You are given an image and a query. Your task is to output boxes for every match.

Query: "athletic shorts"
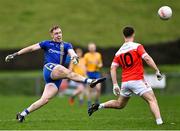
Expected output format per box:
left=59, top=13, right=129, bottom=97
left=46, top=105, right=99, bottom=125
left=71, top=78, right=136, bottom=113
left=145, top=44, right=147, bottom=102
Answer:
left=120, top=79, right=152, bottom=97
left=43, top=63, right=62, bottom=88
left=87, top=71, right=101, bottom=79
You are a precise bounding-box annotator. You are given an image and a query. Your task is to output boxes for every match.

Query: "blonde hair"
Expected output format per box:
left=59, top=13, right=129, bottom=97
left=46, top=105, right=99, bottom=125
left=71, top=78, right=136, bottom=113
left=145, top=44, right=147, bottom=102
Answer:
left=49, top=25, right=60, bottom=33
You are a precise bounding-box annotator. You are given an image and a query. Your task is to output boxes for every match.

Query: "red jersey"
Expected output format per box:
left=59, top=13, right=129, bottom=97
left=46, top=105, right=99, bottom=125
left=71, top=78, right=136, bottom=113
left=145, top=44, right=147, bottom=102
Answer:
left=112, top=42, right=148, bottom=82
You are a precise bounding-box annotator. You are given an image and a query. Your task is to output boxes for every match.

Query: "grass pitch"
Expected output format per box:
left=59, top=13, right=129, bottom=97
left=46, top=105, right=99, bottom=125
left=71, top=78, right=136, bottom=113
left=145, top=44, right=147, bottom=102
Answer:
left=0, top=93, right=179, bottom=130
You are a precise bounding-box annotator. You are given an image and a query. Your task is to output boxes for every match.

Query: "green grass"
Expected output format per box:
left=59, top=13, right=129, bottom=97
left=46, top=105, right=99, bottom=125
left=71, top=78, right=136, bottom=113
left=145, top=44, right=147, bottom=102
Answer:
left=0, top=0, right=180, bottom=49
left=0, top=94, right=179, bottom=130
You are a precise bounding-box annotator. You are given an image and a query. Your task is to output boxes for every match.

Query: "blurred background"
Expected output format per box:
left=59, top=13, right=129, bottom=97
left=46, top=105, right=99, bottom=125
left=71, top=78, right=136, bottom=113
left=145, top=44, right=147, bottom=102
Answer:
left=0, top=0, right=180, bottom=96
left=0, top=0, right=180, bottom=129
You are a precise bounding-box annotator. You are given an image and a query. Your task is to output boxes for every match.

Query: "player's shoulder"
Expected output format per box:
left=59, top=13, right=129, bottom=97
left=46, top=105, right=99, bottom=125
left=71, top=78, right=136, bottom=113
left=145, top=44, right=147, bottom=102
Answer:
left=62, top=41, right=72, bottom=46
left=39, top=40, right=51, bottom=44
left=62, top=41, right=73, bottom=49
left=96, top=52, right=102, bottom=57
left=63, top=41, right=71, bottom=45
left=85, top=52, right=91, bottom=55
left=130, top=42, right=142, bottom=47
left=96, top=52, right=101, bottom=55
left=115, top=42, right=142, bottom=56
left=84, top=52, right=91, bottom=58
left=80, top=57, right=85, bottom=62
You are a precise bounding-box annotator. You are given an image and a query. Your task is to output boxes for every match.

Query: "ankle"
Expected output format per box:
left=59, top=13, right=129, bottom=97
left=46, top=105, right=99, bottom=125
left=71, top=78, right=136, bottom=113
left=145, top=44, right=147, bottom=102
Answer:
left=156, top=118, right=163, bottom=125
left=98, top=103, right=105, bottom=109
left=84, top=78, right=93, bottom=84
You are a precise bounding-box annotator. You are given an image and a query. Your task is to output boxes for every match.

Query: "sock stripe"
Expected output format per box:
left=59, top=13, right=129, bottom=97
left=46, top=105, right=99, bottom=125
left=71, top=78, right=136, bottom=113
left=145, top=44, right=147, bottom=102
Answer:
left=25, top=109, right=29, bottom=114
left=84, top=78, right=88, bottom=84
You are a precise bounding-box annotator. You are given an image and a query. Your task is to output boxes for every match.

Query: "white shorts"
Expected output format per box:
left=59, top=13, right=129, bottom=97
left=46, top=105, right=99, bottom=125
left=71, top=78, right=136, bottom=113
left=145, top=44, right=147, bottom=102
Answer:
left=120, top=80, right=152, bottom=97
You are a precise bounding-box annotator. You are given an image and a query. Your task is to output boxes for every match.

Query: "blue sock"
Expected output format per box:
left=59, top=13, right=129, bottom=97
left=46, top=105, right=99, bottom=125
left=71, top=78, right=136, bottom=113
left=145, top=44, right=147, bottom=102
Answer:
left=79, top=99, right=83, bottom=106
left=84, top=78, right=92, bottom=84
left=20, top=109, right=29, bottom=117
left=95, top=99, right=99, bottom=104
left=25, top=109, right=29, bottom=114
left=84, top=78, right=88, bottom=84
left=88, top=100, right=92, bottom=107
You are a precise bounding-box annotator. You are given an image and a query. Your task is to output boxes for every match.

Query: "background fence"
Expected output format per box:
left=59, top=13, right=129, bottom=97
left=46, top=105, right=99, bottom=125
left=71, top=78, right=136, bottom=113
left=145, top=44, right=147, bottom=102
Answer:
left=0, top=71, right=179, bottom=96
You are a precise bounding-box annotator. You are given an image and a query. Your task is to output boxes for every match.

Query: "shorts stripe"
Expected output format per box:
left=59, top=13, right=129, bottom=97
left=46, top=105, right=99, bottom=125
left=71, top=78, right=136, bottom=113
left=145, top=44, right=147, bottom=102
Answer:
left=45, top=65, right=53, bottom=71
left=44, top=63, right=57, bottom=71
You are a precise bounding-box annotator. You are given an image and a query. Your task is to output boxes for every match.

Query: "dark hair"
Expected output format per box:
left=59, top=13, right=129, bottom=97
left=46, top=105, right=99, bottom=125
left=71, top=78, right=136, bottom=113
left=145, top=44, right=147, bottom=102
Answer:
left=49, top=25, right=60, bottom=33
left=123, top=26, right=134, bottom=38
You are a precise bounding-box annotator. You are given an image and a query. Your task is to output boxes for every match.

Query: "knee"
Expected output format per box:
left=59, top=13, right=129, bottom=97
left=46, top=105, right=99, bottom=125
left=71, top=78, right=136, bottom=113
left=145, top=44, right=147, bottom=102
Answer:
left=67, top=71, right=75, bottom=78
left=116, top=101, right=126, bottom=109
left=40, top=98, right=50, bottom=105
left=147, top=96, right=157, bottom=105
left=52, top=68, right=64, bottom=78
left=96, top=88, right=101, bottom=93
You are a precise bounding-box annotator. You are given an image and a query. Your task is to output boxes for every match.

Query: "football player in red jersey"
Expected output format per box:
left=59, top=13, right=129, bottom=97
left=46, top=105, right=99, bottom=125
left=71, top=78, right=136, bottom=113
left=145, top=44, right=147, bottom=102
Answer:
left=88, top=26, right=163, bottom=125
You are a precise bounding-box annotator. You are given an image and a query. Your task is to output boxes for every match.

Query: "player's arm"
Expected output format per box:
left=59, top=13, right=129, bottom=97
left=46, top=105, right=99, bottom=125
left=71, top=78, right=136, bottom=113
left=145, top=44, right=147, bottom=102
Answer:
left=5, top=43, right=41, bottom=62
left=143, top=54, right=159, bottom=72
left=82, top=61, right=87, bottom=73
left=143, top=54, right=163, bottom=80
left=68, top=49, right=79, bottom=65
left=97, top=53, right=103, bottom=68
left=111, top=60, right=121, bottom=96
left=138, top=44, right=163, bottom=80
left=110, top=65, right=118, bottom=85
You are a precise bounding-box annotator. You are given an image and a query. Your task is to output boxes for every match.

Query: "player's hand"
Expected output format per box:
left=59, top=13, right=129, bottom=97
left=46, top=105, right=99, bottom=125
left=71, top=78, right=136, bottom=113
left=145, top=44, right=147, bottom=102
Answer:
left=71, top=56, right=79, bottom=65
left=113, top=84, right=120, bottom=96
left=5, top=52, right=18, bottom=62
left=156, top=70, right=163, bottom=81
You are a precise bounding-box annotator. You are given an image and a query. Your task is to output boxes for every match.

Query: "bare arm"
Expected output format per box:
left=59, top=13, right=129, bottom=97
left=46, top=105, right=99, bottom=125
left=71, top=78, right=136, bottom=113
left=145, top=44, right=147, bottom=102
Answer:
left=5, top=43, right=41, bottom=62
left=111, top=64, right=121, bottom=95
left=97, top=59, right=103, bottom=68
left=68, top=49, right=77, bottom=58
left=16, top=43, right=41, bottom=55
left=143, top=54, right=163, bottom=80
left=143, top=54, right=159, bottom=72
left=97, top=54, right=103, bottom=68
left=110, top=65, right=118, bottom=85
left=68, top=49, right=79, bottom=64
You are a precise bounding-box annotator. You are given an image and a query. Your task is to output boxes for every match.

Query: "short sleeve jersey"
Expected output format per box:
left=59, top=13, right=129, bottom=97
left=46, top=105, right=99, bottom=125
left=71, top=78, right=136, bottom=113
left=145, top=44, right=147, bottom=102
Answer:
left=84, top=52, right=102, bottom=72
left=112, top=42, right=148, bottom=82
left=71, top=57, right=86, bottom=76
left=39, top=40, right=73, bottom=65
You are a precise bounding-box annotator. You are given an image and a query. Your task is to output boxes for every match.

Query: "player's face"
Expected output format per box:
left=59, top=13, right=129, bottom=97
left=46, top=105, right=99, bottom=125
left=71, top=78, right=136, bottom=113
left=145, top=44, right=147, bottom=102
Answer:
left=51, top=28, right=62, bottom=42
left=76, top=49, right=83, bottom=57
left=88, top=43, right=96, bottom=52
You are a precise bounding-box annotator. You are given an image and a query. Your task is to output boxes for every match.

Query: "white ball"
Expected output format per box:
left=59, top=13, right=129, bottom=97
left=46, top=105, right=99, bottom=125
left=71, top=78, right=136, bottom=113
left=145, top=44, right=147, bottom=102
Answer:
left=158, top=6, right=172, bottom=20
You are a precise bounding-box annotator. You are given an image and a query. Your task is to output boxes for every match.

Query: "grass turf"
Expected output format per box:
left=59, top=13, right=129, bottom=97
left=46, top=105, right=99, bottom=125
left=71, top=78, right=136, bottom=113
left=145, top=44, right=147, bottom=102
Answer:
left=0, top=94, right=179, bottom=130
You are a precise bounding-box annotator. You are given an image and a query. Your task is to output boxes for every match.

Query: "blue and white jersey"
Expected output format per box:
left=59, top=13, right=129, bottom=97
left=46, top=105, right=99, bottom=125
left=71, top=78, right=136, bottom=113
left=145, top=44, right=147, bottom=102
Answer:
left=39, top=40, right=73, bottom=65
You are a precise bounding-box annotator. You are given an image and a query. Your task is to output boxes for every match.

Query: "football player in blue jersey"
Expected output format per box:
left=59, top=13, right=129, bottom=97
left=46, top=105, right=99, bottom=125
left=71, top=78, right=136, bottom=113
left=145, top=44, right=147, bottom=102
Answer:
left=5, top=25, right=106, bottom=122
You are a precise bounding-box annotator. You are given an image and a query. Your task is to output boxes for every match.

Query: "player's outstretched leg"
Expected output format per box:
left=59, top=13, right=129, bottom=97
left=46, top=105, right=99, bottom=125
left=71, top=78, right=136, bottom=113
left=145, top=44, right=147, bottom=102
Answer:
left=88, top=95, right=129, bottom=116
left=16, top=83, right=58, bottom=122
left=51, top=65, right=106, bottom=88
